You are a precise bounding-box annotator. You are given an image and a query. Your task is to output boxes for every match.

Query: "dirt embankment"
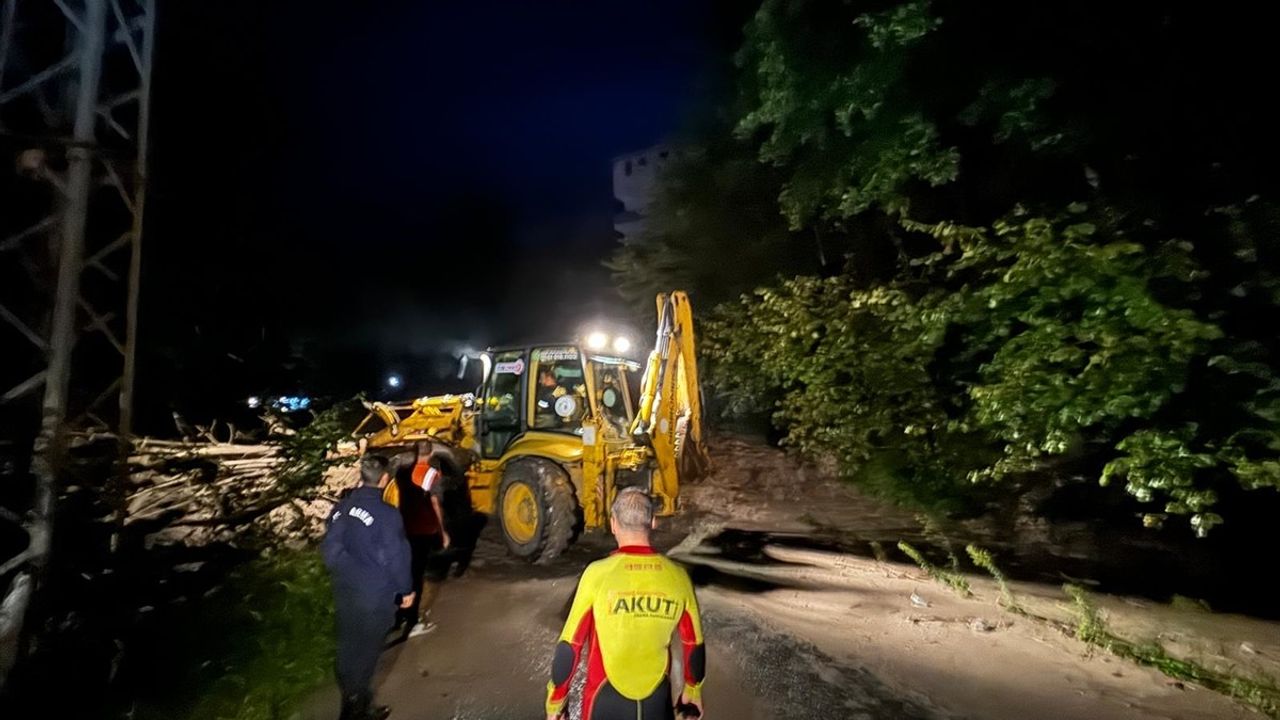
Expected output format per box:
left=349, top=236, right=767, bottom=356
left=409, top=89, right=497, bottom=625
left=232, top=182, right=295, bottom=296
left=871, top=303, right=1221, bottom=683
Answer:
left=672, top=435, right=1279, bottom=719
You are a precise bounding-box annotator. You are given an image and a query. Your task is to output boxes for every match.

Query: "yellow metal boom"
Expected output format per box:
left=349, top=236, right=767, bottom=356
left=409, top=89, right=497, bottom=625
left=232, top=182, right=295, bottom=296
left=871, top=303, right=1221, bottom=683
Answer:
left=632, top=291, right=708, bottom=504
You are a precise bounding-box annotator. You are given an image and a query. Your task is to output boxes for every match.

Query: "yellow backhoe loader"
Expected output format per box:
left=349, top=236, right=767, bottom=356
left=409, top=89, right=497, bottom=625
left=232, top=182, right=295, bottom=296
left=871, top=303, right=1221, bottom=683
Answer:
left=351, top=291, right=707, bottom=563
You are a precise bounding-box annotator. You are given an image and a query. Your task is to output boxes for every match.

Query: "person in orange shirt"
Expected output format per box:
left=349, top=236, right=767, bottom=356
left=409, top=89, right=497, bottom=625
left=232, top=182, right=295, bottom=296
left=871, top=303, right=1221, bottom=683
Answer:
left=545, top=487, right=705, bottom=720
left=392, top=441, right=451, bottom=639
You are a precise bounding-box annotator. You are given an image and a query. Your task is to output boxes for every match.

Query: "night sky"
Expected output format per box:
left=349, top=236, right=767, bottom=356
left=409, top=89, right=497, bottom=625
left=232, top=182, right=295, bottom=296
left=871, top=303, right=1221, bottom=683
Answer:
left=140, top=1, right=738, bottom=424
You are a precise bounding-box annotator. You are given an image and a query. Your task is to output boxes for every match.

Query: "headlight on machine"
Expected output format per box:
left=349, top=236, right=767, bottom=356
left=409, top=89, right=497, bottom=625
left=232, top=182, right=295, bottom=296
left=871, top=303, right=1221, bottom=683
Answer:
left=586, top=331, right=609, bottom=351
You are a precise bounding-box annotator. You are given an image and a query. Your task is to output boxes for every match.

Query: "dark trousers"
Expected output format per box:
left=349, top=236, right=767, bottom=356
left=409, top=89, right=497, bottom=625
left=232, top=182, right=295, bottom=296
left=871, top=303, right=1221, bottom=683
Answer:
left=334, top=592, right=396, bottom=707
left=588, top=677, right=676, bottom=720
left=398, top=533, right=447, bottom=625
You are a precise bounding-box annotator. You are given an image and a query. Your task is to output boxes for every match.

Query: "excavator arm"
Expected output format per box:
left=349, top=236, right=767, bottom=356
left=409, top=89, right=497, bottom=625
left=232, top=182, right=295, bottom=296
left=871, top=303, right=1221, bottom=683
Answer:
left=631, top=291, right=708, bottom=509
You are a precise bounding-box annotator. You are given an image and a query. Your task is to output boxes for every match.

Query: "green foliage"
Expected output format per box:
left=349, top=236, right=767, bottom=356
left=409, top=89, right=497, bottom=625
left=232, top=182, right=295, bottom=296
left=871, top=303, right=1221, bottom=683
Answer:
left=966, top=544, right=1021, bottom=613
left=1061, top=584, right=1280, bottom=718
left=898, top=541, right=971, bottom=597
left=853, top=1, right=940, bottom=49
left=843, top=450, right=985, bottom=516
left=924, top=213, right=1223, bottom=494
left=737, top=0, right=957, bottom=223
left=132, top=550, right=335, bottom=720
left=919, top=514, right=960, bottom=571
left=869, top=540, right=887, bottom=563
left=957, top=77, right=1063, bottom=150
left=701, top=267, right=993, bottom=514
left=704, top=207, right=1280, bottom=532
left=704, top=275, right=948, bottom=458
left=1101, top=430, right=1221, bottom=535
left=275, top=401, right=361, bottom=497
left=617, top=0, right=1280, bottom=533
left=1064, top=583, right=1108, bottom=646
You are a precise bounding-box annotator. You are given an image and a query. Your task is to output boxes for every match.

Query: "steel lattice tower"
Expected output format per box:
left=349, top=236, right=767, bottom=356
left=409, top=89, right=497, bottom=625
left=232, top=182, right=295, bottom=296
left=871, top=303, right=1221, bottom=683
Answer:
left=0, top=0, right=155, bottom=685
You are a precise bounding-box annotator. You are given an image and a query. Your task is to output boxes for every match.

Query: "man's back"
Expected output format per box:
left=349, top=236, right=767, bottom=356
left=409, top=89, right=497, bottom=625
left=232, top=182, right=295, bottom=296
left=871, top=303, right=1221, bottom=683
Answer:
left=584, top=549, right=699, bottom=698
left=323, top=486, right=411, bottom=603
left=547, top=546, right=705, bottom=719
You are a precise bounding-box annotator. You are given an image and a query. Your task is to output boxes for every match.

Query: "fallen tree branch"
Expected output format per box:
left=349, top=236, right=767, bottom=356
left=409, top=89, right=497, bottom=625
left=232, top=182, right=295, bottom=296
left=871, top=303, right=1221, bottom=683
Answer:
left=124, top=475, right=195, bottom=500
left=0, top=548, right=34, bottom=579
left=165, top=496, right=293, bottom=528
left=0, top=506, right=24, bottom=527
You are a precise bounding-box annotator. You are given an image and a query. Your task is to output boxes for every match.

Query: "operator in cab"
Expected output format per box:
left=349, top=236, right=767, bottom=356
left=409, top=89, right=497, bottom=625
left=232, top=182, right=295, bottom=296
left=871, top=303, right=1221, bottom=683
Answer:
left=534, top=367, right=561, bottom=428
left=534, top=365, right=585, bottom=430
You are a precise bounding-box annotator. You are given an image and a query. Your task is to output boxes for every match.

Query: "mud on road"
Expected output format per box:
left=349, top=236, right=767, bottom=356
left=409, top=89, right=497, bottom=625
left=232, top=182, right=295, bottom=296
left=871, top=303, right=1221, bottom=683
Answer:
left=300, top=436, right=1268, bottom=719
left=301, top=518, right=945, bottom=720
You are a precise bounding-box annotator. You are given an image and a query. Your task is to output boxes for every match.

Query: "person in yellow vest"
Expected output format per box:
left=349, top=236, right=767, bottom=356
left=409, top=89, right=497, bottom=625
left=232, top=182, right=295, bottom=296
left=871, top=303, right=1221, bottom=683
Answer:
left=545, top=487, right=706, bottom=720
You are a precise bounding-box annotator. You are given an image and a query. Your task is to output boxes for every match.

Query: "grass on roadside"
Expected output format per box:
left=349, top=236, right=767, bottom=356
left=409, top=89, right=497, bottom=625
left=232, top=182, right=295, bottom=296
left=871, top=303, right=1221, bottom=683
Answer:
left=966, top=544, right=1022, bottom=614
left=129, top=548, right=335, bottom=720
left=1064, top=583, right=1280, bottom=719
left=899, top=539, right=1280, bottom=718
left=898, top=540, right=972, bottom=597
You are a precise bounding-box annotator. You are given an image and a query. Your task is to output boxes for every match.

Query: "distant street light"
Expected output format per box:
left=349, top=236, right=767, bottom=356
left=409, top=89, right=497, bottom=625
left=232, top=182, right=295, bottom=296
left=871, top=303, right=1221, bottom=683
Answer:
left=387, top=373, right=402, bottom=389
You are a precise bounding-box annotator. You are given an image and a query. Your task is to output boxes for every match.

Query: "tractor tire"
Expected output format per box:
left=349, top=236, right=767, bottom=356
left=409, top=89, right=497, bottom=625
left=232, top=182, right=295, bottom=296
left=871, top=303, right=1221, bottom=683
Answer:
left=497, top=458, right=578, bottom=564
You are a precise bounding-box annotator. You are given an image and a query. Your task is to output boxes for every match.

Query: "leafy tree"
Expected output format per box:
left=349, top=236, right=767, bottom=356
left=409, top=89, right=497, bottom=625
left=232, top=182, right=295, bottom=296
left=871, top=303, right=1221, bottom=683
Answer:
left=607, top=135, right=813, bottom=315
left=734, top=0, right=1280, bottom=232
left=705, top=210, right=1270, bottom=530
left=622, top=0, right=1280, bottom=532
left=736, top=0, right=956, bottom=224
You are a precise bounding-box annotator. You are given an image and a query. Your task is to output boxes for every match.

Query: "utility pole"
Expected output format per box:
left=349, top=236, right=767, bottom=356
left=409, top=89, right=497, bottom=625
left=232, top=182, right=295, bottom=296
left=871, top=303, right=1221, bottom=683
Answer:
left=0, top=0, right=156, bottom=689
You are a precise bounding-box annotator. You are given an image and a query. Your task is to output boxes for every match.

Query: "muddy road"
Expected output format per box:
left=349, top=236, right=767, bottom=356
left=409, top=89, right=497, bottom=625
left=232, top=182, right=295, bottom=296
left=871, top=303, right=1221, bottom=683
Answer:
left=299, top=437, right=1267, bottom=719
left=300, top=523, right=943, bottom=720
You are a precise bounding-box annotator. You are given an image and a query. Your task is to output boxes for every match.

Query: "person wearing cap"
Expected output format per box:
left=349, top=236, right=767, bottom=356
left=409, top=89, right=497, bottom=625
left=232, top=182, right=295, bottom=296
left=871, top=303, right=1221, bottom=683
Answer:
left=322, top=454, right=414, bottom=720
left=544, top=487, right=706, bottom=720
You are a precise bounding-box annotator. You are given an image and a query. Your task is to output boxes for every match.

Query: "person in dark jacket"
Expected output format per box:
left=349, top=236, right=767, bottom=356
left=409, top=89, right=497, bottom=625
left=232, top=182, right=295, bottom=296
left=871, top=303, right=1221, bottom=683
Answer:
left=322, top=454, right=414, bottom=720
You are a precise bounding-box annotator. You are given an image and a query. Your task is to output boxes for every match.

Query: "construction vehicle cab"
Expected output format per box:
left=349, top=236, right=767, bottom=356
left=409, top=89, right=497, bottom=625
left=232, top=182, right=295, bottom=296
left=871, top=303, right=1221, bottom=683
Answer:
left=353, top=292, right=706, bottom=563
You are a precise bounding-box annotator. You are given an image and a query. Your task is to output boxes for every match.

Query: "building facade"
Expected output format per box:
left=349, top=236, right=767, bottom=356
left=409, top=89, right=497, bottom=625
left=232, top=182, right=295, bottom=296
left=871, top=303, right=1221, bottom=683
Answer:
left=612, top=145, right=682, bottom=244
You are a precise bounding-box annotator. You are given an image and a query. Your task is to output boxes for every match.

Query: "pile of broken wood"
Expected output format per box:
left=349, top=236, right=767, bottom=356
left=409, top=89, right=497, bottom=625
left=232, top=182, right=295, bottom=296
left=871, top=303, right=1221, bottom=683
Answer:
left=120, top=436, right=357, bottom=548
